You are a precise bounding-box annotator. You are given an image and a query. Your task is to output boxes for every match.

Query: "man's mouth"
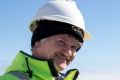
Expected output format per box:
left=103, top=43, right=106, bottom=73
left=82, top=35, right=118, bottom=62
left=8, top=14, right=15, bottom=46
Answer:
left=56, top=53, right=71, bottom=64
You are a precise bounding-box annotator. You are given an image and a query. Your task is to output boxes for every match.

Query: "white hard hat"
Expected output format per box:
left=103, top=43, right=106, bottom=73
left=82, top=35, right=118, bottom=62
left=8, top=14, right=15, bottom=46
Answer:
left=29, top=0, right=91, bottom=40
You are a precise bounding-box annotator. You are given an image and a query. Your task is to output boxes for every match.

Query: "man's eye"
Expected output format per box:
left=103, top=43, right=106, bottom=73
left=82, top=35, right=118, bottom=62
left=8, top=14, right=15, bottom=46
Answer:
left=72, top=44, right=82, bottom=52
left=57, top=40, right=66, bottom=47
left=71, top=46, right=78, bottom=52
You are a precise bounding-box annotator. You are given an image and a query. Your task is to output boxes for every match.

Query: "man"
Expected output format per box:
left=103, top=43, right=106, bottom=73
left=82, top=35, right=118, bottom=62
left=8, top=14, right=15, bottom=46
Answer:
left=0, top=0, right=91, bottom=80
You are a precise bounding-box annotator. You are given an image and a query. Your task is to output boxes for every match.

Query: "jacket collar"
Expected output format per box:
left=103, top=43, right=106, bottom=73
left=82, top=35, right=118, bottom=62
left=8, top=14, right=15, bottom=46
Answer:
left=5, top=51, right=58, bottom=79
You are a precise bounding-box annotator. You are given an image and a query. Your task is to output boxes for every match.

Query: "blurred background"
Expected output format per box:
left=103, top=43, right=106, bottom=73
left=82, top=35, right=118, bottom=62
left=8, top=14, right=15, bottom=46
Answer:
left=0, top=0, right=120, bottom=80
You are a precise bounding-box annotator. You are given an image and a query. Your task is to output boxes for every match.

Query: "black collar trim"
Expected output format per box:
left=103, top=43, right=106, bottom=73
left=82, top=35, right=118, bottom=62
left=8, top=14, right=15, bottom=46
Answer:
left=20, top=50, right=52, bottom=61
left=47, top=60, right=58, bottom=77
left=20, top=51, right=58, bottom=77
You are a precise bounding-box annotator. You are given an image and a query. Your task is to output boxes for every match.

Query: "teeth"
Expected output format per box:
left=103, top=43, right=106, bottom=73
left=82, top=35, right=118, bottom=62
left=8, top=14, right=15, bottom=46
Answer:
left=61, top=57, right=69, bottom=63
left=56, top=53, right=71, bottom=64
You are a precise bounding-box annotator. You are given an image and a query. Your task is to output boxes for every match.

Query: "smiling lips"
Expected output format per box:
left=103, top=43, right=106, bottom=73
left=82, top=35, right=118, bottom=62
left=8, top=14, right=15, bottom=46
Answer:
left=56, top=52, right=72, bottom=65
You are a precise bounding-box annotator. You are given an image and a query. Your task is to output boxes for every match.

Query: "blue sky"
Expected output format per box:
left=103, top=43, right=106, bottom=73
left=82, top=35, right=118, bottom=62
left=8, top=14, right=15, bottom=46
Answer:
left=0, top=0, right=120, bottom=80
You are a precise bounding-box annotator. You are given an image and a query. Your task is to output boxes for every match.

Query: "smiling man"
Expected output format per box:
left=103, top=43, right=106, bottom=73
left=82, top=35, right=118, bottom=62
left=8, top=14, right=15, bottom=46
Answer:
left=31, top=20, right=84, bottom=72
left=0, top=0, right=91, bottom=80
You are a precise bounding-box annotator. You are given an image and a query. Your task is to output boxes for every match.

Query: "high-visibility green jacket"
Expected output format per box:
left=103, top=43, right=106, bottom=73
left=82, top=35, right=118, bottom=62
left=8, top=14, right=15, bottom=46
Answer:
left=0, top=51, right=80, bottom=80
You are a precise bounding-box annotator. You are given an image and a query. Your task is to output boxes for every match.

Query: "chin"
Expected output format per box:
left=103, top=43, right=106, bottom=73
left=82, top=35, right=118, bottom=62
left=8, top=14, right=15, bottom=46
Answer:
left=55, top=64, right=67, bottom=72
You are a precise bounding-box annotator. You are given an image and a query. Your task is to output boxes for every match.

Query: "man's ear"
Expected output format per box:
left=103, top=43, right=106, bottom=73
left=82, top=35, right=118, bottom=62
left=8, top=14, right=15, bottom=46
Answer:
left=34, top=41, right=41, bottom=47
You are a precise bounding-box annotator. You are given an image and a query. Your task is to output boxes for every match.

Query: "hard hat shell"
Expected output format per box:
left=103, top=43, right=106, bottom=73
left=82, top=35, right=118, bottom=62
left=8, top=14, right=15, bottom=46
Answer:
left=29, top=0, right=91, bottom=40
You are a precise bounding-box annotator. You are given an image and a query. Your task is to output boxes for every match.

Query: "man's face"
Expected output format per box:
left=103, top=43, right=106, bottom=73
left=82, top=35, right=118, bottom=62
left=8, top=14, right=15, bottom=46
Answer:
left=32, top=34, right=82, bottom=71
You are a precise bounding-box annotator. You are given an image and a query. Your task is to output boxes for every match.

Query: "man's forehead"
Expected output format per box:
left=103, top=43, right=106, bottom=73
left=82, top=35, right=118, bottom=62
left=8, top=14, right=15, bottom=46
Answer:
left=57, top=34, right=81, bottom=46
left=55, top=34, right=79, bottom=42
left=41, top=34, right=81, bottom=46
